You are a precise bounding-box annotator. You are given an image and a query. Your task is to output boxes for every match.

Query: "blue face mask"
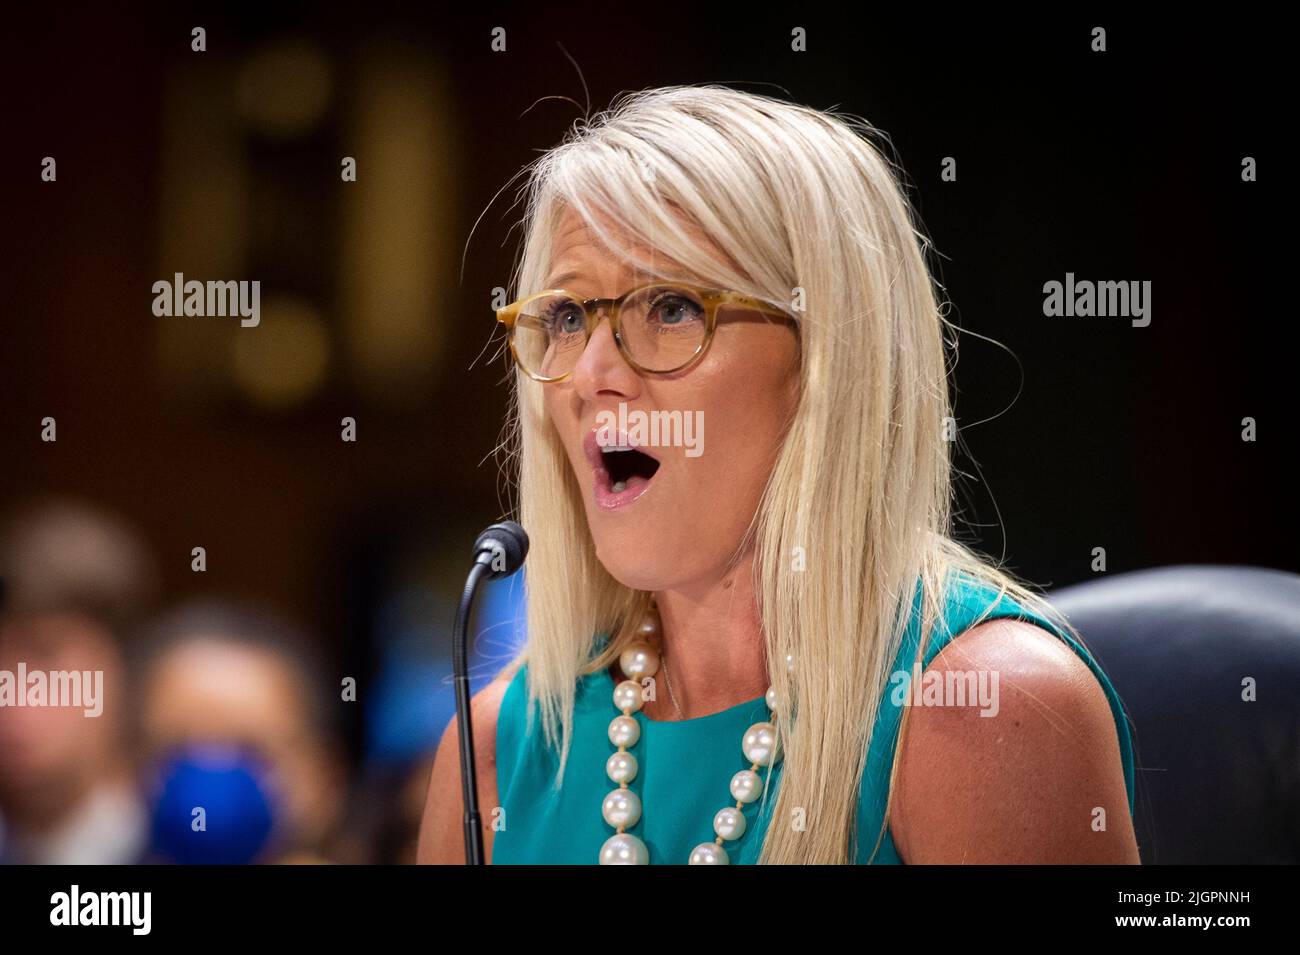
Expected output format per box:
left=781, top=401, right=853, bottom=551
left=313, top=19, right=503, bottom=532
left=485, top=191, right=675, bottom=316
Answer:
left=145, top=743, right=279, bottom=864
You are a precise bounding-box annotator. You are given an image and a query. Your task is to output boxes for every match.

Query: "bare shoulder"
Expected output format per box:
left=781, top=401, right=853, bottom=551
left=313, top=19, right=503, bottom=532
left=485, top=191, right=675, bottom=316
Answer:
left=416, top=671, right=515, bottom=864
left=889, top=618, right=1138, bottom=863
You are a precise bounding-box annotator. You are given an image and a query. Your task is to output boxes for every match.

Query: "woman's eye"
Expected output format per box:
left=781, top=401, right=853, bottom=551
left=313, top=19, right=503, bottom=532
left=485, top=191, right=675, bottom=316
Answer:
left=648, top=294, right=704, bottom=328
left=544, top=304, right=585, bottom=336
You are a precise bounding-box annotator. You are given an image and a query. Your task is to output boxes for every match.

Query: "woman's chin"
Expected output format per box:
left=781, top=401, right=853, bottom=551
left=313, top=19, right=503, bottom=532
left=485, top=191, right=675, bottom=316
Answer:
left=593, top=536, right=691, bottom=593
left=596, top=557, right=670, bottom=593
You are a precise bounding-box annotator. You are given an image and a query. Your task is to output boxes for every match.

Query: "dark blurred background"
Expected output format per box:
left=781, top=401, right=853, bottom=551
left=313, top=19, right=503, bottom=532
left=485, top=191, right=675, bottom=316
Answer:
left=0, top=6, right=1292, bottom=863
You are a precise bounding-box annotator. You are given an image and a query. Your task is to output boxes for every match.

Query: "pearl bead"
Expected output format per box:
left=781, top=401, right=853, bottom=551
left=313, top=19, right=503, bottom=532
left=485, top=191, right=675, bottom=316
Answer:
left=613, top=679, right=645, bottom=713
left=606, top=751, right=637, bottom=784
left=600, top=832, right=649, bottom=865
left=602, top=787, right=641, bottom=828
left=637, top=609, right=662, bottom=640
left=689, top=842, right=730, bottom=865
left=608, top=715, right=640, bottom=748
left=714, top=806, right=747, bottom=841
left=620, top=644, right=660, bottom=680
left=785, top=652, right=795, bottom=673
left=601, top=621, right=784, bottom=864
left=730, top=769, right=763, bottom=803
left=742, top=722, right=779, bottom=766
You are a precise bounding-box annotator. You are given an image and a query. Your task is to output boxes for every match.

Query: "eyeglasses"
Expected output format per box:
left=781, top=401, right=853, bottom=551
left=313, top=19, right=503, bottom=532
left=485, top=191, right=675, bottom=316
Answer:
left=496, top=281, right=796, bottom=382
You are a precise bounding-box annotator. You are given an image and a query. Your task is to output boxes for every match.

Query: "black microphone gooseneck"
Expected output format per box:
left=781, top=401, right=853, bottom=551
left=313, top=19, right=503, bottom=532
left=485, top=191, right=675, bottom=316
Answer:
left=454, top=520, right=529, bottom=864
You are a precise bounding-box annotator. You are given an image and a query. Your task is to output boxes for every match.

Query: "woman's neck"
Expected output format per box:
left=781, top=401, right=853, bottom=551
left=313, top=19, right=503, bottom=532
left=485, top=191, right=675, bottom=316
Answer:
left=632, top=550, right=771, bottom=722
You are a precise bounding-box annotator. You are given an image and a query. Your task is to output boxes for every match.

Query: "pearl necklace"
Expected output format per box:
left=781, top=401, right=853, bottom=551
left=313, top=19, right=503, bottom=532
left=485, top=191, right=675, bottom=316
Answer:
left=598, top=608, right=783, bottom=865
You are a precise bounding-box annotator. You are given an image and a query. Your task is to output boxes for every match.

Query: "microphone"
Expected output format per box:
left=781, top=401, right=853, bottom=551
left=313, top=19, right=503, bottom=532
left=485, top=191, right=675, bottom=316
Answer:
left=454, top=520, right=529, bottom=864
left=471, top=521, right=529, bottom=579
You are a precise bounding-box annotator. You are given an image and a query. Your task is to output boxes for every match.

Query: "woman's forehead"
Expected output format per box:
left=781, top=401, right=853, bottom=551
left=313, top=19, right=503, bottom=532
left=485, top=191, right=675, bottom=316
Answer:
left=546, top=205, right=738, bottom=287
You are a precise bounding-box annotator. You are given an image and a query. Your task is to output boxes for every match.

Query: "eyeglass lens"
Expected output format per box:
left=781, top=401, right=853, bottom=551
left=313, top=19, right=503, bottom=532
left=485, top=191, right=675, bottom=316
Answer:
left=513, top=285, right=708, bottom=377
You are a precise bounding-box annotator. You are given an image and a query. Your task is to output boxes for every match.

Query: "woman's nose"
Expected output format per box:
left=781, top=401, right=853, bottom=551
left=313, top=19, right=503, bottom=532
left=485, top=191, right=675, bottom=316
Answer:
left=571, top=310, right=640, bottom=400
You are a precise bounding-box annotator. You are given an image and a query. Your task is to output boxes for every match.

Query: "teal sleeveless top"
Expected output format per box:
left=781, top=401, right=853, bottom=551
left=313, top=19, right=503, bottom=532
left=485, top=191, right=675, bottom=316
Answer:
left=493, top=570, right=1136, bottom=864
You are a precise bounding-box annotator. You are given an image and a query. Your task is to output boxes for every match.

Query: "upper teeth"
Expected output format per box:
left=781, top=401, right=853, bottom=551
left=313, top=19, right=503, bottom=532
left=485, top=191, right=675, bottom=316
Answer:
left=602, top=446, right=634, bottom=453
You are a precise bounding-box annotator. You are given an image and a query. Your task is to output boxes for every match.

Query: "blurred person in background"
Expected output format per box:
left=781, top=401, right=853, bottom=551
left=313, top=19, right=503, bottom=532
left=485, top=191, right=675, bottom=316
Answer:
left=131, top=601, right=349, bottom=863
left=0, top=496, right=159, bottom=864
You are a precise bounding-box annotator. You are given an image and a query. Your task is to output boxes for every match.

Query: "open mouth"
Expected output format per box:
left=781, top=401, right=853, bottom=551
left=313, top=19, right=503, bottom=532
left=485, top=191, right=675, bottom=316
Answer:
left=601, top=445, right=661, bottom=490
left=585, top=430, right=661, bottom=509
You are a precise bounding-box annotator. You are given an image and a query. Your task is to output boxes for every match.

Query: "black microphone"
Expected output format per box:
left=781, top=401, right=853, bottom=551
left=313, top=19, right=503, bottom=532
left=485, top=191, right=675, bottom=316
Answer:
left=471, top=521, right=529, bottom=579
left=454, top=520, right=529, bottom=864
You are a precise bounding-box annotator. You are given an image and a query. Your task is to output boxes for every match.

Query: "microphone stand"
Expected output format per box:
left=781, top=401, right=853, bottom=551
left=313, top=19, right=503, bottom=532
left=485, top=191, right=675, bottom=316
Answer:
left=453, top=556, right=493, bottom=865
left=451, top=520, right=528, bottom=865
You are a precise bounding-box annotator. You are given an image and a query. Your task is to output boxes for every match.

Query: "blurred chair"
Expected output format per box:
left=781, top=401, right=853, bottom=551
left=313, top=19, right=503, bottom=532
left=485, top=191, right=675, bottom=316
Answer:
left=1050, top=565, right=1300, bottom=864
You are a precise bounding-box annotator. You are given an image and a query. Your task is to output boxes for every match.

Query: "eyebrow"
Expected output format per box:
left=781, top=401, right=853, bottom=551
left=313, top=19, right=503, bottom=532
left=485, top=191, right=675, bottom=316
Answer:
left=544, top=271, right=580, bottom=288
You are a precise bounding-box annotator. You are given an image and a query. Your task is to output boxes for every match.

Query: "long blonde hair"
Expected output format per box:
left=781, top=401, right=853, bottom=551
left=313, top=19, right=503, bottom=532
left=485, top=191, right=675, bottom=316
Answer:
left=495, top=84, right=1087, bottom=864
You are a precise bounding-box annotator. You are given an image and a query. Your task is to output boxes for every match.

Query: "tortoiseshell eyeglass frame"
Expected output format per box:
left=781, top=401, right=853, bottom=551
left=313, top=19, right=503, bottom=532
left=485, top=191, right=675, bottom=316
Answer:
left=496, top=281, right=797, bottom=382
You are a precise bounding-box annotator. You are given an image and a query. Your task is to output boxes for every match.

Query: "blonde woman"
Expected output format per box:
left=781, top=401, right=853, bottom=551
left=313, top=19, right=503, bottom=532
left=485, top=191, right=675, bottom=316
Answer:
left=418, top=85, right=1139, bottom=865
